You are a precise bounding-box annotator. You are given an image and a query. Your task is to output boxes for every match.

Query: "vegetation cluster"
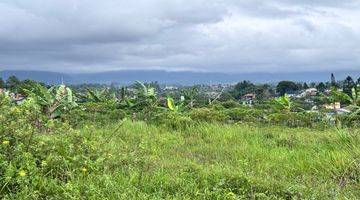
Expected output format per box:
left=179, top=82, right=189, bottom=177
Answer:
left=0, top=74, right=359, bottom=199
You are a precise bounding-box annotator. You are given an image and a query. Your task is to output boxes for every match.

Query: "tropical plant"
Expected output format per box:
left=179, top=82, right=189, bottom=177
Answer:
left=342, top=76, right=356, bottom=97
left=0, top=77, right=5, bottom=88
left=78, top=88, right=116, bottom=103
left=180, top=86, right=198, bottom=108
left=330, top=86, right=360, bottom=115
left=131, top=81, right=157, bottom=109
left=24, top=83, right=78, bottom=119
left=330, top=87, right=358, bottom=105
left=119, top=86, right=136, bottom=108
left=5, top=75, right=21, bottom=93
left=272, top=94, right=293, bottom=112
left=134, top=81, right=156, bottom=99
left=166, top=97, right=185, bottom=113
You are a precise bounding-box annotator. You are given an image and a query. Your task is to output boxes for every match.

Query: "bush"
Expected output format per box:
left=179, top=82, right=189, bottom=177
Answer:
left=226, top=108, right=266, bottom=123
left=149, top=111, right=194, bottom=130
left=337, top=115, right=360, bottom=128
left=266, top=112, right=326, bottom=128
left=221, top=100, right=241, bottom=109
left=63, top=102, right=126, bottom=127
left=0, top=129, right=98, bottom=198
left=189, top=108, right=229, bottom=123
left=0, top=94, right=95, bottom=198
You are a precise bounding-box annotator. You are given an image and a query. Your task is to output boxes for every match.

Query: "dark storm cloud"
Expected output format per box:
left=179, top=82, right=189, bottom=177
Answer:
left=0, top=0, right=359, bottom=72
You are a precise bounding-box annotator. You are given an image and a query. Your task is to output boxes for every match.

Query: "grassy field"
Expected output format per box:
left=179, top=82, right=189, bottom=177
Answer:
left=2, top=121, right=360, bottom=199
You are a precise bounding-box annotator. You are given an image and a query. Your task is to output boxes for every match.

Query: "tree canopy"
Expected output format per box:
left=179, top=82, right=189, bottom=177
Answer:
left=6, top=76, right=21, bottom=93
left=276, top=81, right=299, bottom=95
left=343, top=76, right=355, bottom=97
left=316, top=82, right=326, bottom=92
left=0, top=78, right=5, bottom=89
left=231, top=81, right=256, bottom=99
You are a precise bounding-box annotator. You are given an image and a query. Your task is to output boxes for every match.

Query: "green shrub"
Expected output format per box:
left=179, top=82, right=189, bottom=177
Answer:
left=63, top=102, right=126, bottom=127
left=221, top=100, right=241, bottom=109
left=266, top=112, right=326, bottom=128
left=189, top=108, right=229, bottom=123
left=0, top=129, right=99, bottom=198
left=226, top=108, right=266, bottom=123
left=337, top=115, right=360, bottom=128
left=149, top=111, right=194, bottom=130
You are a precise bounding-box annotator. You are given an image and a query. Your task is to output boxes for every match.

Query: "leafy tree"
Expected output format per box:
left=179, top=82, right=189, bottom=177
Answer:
left=343, top=76, right=355, bottom=97
left=316, top=82, right=326, bottom=92
left=303, top=83, right=309, bottom=89
left=255, top=84, right=271, bottom=100
left=19, top=79, right=39, bottom=93
left=357, top=77, right=360, bottom=86
left=6, top=75, right=21, bottom=92
left=180, top=86, right=199, bottom=108
left=0, top=78, right=5, bottom=88
left=219, top=92, right=235, bottom=102
left=276, top=81, right=299, bottom=96
left=231, top=81, right=256, bottom=99
left=331, top=73, right=338, bottom=88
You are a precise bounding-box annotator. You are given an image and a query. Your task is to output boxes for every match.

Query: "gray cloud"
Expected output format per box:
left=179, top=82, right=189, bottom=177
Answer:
left=0, top=0, right=359, bottom=73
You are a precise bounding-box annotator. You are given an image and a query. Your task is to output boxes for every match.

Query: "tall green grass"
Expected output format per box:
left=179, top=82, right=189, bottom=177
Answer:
left=1, top=120, right=359, bottom=199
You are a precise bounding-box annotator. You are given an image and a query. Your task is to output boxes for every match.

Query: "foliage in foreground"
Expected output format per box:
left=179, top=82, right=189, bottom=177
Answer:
left=1, top=119, right=359, bottom=199
left=1, top=81, right=360, bottom=199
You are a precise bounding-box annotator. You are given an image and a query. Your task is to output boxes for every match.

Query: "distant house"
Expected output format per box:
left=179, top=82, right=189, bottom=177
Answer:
left=15, top=94, right=26, bottom=104
left=296, top=88, right=318, bottom=98
left=164, top=86, right=178, bottom=91
left=207, top=92, right=220, bottom=99
left=335, top=108, right=351, bottom=115
left=243, top=93, right=256, bottom=105
left=0, top=88, right=6, bottom=94
left=9, top=93, right=27, bottom=105
left=323, top=102, right=341, bottom=110
left=305, top=88, right=318, bottom=96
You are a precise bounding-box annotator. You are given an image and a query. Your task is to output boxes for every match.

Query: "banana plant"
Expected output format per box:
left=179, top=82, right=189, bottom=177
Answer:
left=330, top=86, right=360, bottom=115
left=24, top=83, right=78, bottom=119
left=180, top=86, right=198, bottom=108
left=119, top=86, right=135, bottom=108
left=272, top=94, right=293, bottom=112
left=134, top=81, right=156, bottom=99
left=166, top=97, right=185, bottom=113
left=131, top=81, right=157, bottom=110
left=78, top=88, right=116, bottom=103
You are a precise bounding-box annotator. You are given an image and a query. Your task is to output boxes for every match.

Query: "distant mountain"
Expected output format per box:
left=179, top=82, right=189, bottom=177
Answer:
left=0, top=70, right=73, bottom=85
left=1, top=69, right=359, bottom=85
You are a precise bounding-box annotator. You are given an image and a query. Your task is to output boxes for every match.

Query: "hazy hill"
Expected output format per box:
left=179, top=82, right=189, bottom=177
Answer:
left=0, top=70, right=73, bottom=85
left=1, top=69, right=359, bottom=85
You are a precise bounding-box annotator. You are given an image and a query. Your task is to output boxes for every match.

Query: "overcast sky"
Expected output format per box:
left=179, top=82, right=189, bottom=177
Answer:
left=0, top=0, right=359, bottom=73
